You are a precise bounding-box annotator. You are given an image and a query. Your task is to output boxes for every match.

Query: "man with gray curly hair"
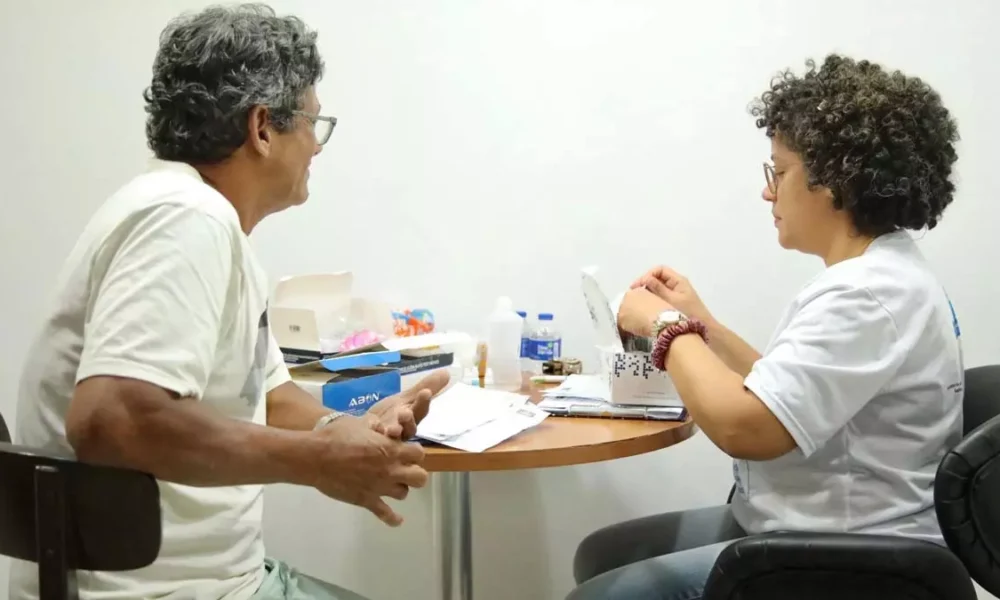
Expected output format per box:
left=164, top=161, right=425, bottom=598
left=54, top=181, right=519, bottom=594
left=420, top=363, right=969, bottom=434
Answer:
left=11, top=4, right=446, bottom=599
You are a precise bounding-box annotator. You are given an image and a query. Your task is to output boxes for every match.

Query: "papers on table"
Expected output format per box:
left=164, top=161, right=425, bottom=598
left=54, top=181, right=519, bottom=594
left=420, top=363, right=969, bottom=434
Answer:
left=416, top=384, right=548, bottom=452
left=542, top=374, right=611, bottom=403
left=538, top=375, right=687, bottom=421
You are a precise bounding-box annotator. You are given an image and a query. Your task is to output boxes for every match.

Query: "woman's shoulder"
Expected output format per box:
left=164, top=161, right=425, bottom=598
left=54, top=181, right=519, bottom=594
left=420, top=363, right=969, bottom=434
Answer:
left=795, top=235, right=942, bottom=326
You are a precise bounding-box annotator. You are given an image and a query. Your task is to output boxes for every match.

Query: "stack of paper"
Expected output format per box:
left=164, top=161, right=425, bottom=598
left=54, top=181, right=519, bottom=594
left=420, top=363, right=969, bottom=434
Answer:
left=416, top=384, right=548, bottom=452
left=539, top=374, right=686, bottom=421
left=542, top=374, right=610, bottom=403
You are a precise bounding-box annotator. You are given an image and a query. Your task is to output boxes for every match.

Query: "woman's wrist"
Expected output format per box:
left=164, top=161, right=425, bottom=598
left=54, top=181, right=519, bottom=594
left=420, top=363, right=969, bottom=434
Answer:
left=651, top=318, right=709, bottom=370
left=700, top=314, right=722, bottom=339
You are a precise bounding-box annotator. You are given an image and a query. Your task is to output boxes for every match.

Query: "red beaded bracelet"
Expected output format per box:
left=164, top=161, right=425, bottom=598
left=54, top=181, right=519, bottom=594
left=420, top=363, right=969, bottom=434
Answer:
left=651, top=318, right=709, bottom=370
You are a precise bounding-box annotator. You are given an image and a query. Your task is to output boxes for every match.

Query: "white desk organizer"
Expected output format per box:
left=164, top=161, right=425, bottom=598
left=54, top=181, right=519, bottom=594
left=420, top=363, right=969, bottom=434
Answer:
left=581, top=267, right=683, bottom=408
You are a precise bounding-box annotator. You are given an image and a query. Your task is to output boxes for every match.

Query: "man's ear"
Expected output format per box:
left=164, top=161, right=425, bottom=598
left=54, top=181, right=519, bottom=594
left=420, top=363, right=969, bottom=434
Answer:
left=246, top=105, right=272, bottom=158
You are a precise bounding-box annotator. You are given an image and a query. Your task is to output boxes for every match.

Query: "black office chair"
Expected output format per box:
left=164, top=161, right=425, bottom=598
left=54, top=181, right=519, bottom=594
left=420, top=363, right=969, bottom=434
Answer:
left=0, top=412, right=163, bottom=600
left=702, top=364, right=1000, bottom=600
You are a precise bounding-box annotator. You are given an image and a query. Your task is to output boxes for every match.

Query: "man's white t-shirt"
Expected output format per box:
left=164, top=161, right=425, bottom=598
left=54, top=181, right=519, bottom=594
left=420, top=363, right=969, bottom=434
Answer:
left=732, top=231, right=964, bottom=542
left=11, top=159, right=291, bottom=599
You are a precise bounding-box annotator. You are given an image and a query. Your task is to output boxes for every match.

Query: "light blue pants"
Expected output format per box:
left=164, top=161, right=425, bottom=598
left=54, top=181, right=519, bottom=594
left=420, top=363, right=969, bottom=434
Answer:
left=252, top=558, right=370, bottom=600
left=567, top=505, right=745, bottom=600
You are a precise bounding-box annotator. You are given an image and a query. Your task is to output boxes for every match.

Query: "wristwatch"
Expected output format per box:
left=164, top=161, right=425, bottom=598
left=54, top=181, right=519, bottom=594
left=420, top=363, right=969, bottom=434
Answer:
left=652, top=309, right=686, bottom=338
left=313, top=411, right=346, bottom=431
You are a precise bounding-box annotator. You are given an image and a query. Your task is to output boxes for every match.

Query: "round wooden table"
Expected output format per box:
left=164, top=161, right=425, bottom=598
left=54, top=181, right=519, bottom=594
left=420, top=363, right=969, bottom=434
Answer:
left=422, top=380, right=696, bottom=600
left=424, top=413, right=694, bottom=472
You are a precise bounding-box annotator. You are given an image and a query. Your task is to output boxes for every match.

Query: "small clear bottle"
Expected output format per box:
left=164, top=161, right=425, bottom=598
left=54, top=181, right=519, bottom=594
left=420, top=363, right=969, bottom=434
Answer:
left=529, top=313, right=562, bottom=372
left=517, top=311, right=534, bottom=373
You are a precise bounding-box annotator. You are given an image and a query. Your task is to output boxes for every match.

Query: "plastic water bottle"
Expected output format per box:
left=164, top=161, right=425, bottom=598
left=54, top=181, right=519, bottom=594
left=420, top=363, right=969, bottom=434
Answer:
left=487, top=297, right=524, bottom=391
left=529, top=313, right=562, bottom=371
left=517, top=311, right=534, bottom=373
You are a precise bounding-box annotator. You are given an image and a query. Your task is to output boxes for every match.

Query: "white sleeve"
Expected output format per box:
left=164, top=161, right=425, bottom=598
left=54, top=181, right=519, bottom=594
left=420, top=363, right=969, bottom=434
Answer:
left=264, top=329, right=292, bottom=392
left=743, top=285, right=906, bottom=457
left=76, top=204, right=234, bottom=399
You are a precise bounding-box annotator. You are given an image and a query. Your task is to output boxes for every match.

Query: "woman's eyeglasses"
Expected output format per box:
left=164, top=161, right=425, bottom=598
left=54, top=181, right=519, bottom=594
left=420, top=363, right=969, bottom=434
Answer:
left=763, top=162, right=778, bottom=195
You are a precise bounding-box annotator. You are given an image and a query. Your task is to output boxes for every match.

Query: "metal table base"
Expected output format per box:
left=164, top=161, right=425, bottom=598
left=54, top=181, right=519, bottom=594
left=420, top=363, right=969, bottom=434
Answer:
left=433, top=472, right=473, bottom=600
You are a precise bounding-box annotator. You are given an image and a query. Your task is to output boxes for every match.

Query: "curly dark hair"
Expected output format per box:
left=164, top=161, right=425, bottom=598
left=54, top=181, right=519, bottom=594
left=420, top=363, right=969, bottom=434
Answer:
left=143, top=3, right=324, bottom=164
left=750, top=54, right=959, bottom=236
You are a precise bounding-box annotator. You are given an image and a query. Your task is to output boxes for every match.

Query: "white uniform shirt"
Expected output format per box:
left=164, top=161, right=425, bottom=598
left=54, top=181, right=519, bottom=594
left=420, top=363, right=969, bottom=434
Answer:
left=732, top=231, right=964, bottom=543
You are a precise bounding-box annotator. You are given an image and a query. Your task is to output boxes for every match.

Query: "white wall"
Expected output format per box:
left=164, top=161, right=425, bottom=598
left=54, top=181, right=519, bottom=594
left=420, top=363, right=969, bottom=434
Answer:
left=1, top=1, right=998, bottom=598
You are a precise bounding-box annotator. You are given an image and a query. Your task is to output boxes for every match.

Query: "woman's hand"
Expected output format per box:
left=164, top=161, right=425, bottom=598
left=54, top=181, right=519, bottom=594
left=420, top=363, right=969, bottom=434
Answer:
left=617, top=287, right=673, bottom=338
left=631, top=265, right=714, bottom=324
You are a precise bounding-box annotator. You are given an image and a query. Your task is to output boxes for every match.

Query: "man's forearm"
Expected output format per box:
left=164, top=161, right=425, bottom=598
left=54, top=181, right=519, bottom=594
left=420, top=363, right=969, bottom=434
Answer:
left=266, top=381, right=332, bottom=431
left=68, top=377, right=319, bottom=488
left=704, top=318, right=762, bottom=378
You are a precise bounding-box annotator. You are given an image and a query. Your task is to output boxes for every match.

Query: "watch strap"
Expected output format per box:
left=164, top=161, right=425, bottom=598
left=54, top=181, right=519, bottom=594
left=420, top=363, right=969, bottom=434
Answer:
left=313, top=411, right=346, bottom=431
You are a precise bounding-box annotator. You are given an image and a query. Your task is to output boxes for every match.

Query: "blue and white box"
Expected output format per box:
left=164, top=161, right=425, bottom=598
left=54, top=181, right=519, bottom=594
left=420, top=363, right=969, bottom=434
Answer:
left=287, top=337, right=463, bottom=416
left=289, top=349, right=403, bottom=416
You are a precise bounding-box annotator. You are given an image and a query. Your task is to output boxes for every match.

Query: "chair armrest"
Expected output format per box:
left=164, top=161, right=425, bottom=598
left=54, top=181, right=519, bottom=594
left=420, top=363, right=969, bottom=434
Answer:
left=702, top=531, right=976, bottom=600
left=936, top=412, right=1000, bottom=597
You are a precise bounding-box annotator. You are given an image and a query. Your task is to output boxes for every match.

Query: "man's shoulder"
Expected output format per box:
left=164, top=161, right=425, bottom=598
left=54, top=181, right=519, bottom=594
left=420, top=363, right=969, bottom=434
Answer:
left=108, top=160, right=241, bottom=231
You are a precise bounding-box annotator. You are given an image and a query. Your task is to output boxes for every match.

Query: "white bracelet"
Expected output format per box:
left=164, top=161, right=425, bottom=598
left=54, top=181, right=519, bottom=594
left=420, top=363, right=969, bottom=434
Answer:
left=313, top=411, right=346, bottom=431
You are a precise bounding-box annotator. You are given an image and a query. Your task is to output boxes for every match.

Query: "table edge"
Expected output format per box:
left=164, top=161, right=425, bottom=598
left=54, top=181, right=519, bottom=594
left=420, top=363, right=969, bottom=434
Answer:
left=424, top=419, right=697, bottom=472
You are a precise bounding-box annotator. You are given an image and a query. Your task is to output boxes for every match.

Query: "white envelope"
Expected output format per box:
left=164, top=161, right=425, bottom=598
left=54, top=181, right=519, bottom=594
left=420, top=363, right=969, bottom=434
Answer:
left=416, top=384, right=546, bottom=452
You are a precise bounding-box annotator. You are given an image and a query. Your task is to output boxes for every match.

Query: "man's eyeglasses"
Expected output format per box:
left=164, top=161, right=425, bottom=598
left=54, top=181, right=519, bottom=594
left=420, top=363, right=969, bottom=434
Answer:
left=294, top=111, right=337, bottom=145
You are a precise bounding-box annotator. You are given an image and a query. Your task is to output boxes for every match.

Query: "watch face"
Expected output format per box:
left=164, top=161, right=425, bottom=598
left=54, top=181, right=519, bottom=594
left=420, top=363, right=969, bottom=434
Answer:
left=658, top=310, right=683, bottom=324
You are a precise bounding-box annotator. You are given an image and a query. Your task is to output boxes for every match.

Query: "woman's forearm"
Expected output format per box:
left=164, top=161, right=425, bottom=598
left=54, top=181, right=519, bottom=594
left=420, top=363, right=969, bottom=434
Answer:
left=704, top=318, right=762, bottom=378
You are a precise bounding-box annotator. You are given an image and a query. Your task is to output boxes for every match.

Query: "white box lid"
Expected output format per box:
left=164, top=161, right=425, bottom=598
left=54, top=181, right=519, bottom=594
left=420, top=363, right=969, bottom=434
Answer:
left=581, top=266, right=624, bottom=352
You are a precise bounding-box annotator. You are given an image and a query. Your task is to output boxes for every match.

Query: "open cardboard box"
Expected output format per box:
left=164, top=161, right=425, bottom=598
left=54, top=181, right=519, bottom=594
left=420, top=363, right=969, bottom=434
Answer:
left=269, top=271, right=393, bottom=364
left=269, top=273, right=469, bottom=414
left=581, top=267, right=683, bottom=408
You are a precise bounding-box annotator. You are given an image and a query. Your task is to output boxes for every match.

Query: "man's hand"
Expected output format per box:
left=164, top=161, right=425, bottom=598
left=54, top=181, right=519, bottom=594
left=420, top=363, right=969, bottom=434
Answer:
left=631, top=265, right=714, bottom=325
left=365, top=370, right=450, bottom=440
left=617, top=287, right=672, bottom=337
left=311, top=416, right=429, bottom=526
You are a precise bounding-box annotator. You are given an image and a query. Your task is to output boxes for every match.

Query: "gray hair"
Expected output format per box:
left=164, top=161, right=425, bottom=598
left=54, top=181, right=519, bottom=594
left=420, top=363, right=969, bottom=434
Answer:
left=143, top=3, right=324, bottom=163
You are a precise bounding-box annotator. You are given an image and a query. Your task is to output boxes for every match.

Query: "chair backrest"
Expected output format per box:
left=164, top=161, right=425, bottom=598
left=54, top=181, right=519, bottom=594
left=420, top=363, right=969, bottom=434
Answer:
left=0, top=409, right=11, bottom=443
left=0, top=411, right=162, bottom=600
left=961, top=365, right=1000, bottom=435
left=935, top=364, right=1000, bottom=598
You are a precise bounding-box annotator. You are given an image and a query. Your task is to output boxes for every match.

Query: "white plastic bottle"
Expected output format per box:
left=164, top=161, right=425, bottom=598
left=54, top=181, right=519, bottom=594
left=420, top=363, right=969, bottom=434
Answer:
left=487, top=297, right=524, bottom=390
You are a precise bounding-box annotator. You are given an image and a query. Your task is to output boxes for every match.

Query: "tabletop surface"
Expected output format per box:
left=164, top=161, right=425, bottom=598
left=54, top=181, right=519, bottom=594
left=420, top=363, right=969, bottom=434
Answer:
left=423, top=377, right=696, bottom=472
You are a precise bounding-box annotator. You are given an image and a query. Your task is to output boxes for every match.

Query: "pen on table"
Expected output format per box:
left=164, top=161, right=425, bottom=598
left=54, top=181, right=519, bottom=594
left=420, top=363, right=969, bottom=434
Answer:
left=530, top=375, right=567, bottom=385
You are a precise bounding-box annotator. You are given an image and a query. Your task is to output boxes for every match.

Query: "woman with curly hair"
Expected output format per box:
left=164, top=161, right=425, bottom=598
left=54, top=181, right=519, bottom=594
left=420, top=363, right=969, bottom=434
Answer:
left=568, top=54, right=963, bottom=600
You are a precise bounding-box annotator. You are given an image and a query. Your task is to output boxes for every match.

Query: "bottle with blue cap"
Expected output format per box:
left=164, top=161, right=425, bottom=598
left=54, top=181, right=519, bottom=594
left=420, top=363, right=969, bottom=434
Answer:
left=528, top=312, right=561, bottom=372
left=516, top=310, right=534, bottom=372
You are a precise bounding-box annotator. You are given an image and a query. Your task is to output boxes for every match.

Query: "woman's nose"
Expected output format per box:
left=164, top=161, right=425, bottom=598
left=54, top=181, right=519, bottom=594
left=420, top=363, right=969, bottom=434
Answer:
left=762, top=185, right=776, bottom=203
